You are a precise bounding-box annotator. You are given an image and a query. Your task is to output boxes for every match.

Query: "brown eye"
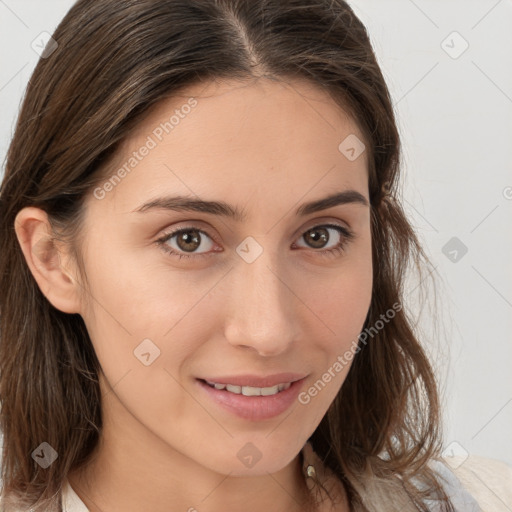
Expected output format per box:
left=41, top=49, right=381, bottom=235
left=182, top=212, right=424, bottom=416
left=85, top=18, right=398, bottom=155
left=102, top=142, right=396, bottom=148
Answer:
left=303, top=226, right=330, bottom=249
left=157, top=227, right=216, bottom=259
left=295, top=224, right=355, bottom=258
left=175, top=229, right=201, bottom=252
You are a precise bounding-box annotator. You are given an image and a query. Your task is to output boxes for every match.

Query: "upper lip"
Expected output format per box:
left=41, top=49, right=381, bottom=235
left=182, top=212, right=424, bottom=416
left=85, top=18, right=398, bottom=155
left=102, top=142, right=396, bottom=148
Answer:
left=199, top=373, right=307, bottom=388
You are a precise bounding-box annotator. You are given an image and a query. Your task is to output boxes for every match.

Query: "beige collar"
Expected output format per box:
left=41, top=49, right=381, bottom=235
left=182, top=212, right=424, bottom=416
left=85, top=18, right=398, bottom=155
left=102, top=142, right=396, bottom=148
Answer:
left=61, top=478, right=89, bottom=512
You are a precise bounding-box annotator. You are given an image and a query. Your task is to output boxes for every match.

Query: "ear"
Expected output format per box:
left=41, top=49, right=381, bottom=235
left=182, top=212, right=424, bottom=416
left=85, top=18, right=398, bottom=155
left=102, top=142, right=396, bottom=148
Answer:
left=14, top=206, right=82, bottom=314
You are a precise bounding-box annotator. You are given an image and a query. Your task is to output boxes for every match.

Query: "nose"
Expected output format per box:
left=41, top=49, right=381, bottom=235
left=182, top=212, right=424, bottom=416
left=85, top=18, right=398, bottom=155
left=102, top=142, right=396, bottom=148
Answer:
left=223, top=248, right=300, bottom=357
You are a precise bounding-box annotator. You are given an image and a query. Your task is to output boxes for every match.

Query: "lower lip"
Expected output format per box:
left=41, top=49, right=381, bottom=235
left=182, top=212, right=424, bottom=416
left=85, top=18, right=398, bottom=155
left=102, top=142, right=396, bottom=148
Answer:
left=196, top=378, right=305, bottom=421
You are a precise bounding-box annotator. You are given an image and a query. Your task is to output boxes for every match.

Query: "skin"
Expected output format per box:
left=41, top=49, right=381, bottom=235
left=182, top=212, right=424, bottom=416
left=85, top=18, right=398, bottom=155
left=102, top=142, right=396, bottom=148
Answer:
left=15, top=77, right=372, bottom=512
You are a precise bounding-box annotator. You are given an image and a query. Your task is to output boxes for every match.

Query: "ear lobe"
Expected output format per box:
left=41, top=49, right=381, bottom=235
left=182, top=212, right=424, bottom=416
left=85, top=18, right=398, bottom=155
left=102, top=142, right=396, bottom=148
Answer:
left=14, top=207, right=82, bottom=314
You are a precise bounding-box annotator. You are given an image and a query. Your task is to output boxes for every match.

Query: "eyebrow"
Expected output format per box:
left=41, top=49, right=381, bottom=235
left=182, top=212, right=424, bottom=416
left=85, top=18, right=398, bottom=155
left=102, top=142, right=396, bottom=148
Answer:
left=132, top=190, right=369, bottom=221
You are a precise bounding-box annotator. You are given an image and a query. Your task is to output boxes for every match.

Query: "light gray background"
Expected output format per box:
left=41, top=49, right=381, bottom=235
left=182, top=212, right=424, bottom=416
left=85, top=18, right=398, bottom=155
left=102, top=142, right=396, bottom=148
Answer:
left=1, top=0, right=511, bottom=468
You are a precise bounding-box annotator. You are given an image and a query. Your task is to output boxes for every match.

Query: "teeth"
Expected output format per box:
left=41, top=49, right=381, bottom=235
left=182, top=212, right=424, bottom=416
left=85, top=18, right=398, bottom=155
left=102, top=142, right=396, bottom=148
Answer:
left=205, top=380, right=292, bottom=396
left=260, top=385, right=280, bottom=396
left=227, top=384, right=242, bottom=394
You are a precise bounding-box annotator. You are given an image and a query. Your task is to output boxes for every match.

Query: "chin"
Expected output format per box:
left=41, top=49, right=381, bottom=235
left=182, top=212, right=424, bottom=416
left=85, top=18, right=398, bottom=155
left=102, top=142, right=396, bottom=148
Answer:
left=202, top=439, right=301, bottom=477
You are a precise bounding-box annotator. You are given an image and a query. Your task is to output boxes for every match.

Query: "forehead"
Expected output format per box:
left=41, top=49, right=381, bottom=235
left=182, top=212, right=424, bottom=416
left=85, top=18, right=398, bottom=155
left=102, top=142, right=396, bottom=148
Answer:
left=89, top=77, right=369, bottom=216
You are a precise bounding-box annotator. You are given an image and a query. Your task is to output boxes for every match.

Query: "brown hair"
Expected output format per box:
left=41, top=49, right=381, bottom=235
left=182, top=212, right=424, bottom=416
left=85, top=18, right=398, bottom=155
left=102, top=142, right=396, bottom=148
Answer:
left=0, top=0, right=454, bottom=510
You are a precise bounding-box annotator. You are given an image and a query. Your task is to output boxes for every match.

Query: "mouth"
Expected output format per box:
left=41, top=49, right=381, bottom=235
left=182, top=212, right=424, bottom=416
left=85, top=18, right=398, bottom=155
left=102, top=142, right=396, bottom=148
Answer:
left=201, top=379, right=293, bottom=396
left=195, top=375, right=307, bottom=421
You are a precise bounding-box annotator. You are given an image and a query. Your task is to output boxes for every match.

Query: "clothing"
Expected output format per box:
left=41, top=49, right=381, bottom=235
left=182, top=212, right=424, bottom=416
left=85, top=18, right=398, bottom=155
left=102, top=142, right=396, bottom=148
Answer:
left=429, top=455, right=512, bottom=512
left=61, top=481, right=89, bottom=512
left=421, top=458, right=483, bottom=511
left=47, top=451, right=512, bottom=511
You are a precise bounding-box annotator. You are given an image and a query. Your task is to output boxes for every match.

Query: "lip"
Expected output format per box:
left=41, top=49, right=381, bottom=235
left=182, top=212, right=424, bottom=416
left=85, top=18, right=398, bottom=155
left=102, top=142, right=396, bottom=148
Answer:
left=199, top=372, right=307, bottom=388
left=196, top=374, right=307, bottom=421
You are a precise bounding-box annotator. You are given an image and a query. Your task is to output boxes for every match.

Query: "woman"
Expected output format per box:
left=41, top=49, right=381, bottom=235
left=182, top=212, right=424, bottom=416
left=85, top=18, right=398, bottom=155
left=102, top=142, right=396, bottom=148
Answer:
left=0, top=0, right=498, bottom=510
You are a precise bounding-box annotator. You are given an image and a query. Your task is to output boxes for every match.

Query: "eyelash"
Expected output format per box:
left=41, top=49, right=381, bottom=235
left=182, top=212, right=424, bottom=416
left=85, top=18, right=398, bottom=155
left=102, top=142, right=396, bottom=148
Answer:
left=155, top=223, right=355, bottom=261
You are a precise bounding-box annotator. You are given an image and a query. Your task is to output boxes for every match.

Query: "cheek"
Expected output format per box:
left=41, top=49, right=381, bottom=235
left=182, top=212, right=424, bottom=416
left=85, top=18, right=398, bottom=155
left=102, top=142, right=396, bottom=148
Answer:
left=77, top=248, right=213, bottom=432
left=295, top=284, right=372, bottom=419
left=77, top=239, right=211, bottom=388
left=301, top=248, right=373, bottom=340
left=80, top=233, right=207, bottom=334
left=295, top=247, right=372, bottom=397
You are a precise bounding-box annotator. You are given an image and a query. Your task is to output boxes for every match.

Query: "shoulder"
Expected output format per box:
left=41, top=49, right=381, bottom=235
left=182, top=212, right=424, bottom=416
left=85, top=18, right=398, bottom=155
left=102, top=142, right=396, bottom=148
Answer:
left=446, top=455, right=512, bottom=511
left=428, top=454, right=512, bottom=512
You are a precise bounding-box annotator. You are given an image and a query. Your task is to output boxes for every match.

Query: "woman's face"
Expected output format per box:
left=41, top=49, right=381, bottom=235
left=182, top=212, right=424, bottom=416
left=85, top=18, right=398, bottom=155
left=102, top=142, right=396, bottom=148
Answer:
left=76, top=77, right=372, bottom=477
